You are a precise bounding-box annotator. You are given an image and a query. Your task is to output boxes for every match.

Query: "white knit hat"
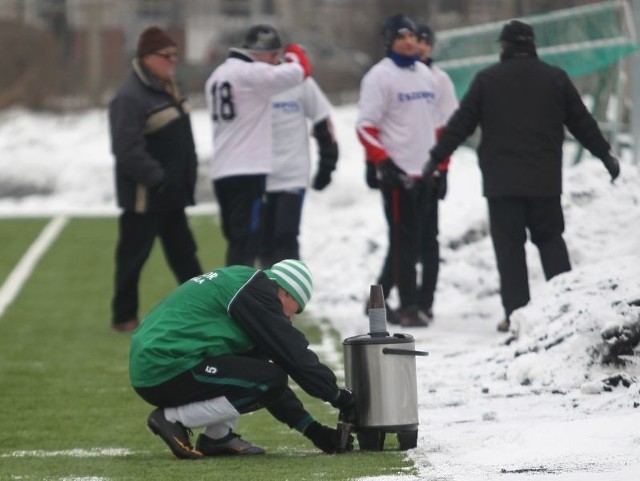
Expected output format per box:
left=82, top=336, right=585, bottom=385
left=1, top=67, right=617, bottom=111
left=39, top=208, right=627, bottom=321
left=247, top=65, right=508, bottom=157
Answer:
left=264, top=260, right=313, bottom=313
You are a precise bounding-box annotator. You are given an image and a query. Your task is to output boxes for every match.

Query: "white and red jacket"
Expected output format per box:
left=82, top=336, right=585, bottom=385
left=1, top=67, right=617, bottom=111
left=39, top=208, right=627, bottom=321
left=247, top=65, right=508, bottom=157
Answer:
left=356, top=57, right=440, bottom=177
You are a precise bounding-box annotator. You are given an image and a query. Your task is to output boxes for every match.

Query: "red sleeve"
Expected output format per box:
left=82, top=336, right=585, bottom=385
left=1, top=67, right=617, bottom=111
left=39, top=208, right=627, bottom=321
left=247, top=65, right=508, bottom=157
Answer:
left=356, top=124, right=388, bottom=163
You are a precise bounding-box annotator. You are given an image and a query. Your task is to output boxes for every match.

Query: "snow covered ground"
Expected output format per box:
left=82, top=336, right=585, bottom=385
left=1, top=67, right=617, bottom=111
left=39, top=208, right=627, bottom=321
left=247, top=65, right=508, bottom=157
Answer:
left=1, top=105, right=639, bottom=480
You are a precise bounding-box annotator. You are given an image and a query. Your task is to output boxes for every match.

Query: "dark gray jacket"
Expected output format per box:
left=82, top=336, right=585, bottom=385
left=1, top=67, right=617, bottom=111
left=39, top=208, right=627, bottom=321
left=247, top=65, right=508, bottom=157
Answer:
left=431, top=49, right=611, bottom=197
left=230, top=271, right=340, bottom=429
left=109, top=59, right=197, bottom=212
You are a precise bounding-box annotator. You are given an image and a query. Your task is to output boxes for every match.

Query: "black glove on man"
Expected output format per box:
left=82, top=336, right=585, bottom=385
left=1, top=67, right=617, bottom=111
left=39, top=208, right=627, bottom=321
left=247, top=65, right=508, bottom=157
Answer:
left=602, top=153, right=620, bottom=182
left=422, top=156, right=443, bottom=199
left=422, top=156, right=438, bottom=180
left=433, top=170, right=447, bottom=200
left=312, top=166, right=333, bottom=190
left=331, top=388, right=356, bottom=411
left=312, top=119, right=338, bottom=191
left=304, top=421, right=354, bottom=454
left=377, top=158, right=414, bottom=189
left=365, top=162, right=379, bottom=189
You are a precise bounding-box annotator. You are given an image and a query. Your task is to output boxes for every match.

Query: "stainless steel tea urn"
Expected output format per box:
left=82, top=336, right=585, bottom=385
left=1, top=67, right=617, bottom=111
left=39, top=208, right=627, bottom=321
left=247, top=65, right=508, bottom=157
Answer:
left=343, top=285, right=428, bottom=451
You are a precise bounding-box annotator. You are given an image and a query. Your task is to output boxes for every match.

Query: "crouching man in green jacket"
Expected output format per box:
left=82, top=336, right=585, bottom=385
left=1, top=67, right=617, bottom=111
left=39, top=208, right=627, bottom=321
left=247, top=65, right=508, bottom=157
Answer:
left=129, top=259, right=355, bottom=459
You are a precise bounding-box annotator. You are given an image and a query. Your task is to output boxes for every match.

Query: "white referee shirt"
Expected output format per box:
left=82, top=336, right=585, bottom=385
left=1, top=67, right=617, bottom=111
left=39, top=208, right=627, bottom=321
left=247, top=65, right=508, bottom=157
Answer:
left=267, top=77, right=332, bottom=192
left=356, top=57, right=439, bottom=176
left=205, top=49, right=304, bottom=181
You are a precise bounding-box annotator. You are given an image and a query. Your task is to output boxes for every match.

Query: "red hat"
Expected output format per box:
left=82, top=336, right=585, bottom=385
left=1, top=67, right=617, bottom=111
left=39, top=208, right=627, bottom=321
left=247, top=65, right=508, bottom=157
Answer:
left=137, top=26, right=176, bottom=58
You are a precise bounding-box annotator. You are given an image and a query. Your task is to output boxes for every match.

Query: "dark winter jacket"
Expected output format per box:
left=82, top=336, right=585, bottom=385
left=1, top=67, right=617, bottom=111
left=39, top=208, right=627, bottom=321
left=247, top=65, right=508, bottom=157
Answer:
left=229, top=270, right=340, bottom=429
left=109, top=59, right=197, bottom=212
left=431, top=49, right=611, bottom=197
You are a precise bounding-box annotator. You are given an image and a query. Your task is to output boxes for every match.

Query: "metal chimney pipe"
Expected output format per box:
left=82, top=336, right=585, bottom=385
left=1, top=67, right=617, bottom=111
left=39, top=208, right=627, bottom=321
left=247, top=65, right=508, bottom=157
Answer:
left=367, top=284, right=389, bottom=337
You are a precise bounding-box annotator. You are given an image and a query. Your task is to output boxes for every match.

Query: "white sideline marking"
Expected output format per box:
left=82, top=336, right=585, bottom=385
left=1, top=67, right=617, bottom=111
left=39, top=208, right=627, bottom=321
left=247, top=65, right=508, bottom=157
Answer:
left=1, top=448, right=133, bottom=458
left=0, top=216, right=69, bottom=319
left=57, top=478, right=108, bottom=481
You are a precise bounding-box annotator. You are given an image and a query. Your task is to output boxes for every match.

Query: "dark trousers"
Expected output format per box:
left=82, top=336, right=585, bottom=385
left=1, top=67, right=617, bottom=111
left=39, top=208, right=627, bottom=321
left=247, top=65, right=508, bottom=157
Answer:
left=259, top=190, right=305, bottom=268
left=111, top=210, right=201, bottom=325
left=488, top=196, right=571, bottom=318
left=417, top=191, right=439, bottom=310
left=377, top=185, right=420, bottom=308
left=213, top=175, right=265, bottom=267
left=377, top=184, right=440, bottom=310
left=134, top=355, right=308, bottom=430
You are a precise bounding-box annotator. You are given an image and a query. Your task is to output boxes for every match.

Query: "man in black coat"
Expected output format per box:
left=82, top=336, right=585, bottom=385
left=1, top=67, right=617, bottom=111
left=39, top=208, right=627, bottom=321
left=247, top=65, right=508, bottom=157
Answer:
left=424, top=20, right=620, bottom=332
left=108, top=26, right=203, bottom=332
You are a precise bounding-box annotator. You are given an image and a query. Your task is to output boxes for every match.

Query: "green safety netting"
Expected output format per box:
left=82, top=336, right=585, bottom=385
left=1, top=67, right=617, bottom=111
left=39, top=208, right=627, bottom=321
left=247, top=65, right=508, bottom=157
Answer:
left=435, top=0, right=640, bottom=98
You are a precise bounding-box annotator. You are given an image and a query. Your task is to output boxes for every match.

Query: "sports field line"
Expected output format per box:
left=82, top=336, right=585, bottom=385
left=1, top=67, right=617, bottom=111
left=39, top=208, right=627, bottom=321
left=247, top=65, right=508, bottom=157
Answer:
left=0, top=447, right=134, bottom=458
left=0, top=216, right=69, bottom=319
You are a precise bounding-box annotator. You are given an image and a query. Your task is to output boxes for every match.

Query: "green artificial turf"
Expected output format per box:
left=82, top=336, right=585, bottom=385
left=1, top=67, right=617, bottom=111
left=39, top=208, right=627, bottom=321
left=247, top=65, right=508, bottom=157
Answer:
left=0, top=216, right=416, bottom=480
left=0, top=218, right=49, bottom=284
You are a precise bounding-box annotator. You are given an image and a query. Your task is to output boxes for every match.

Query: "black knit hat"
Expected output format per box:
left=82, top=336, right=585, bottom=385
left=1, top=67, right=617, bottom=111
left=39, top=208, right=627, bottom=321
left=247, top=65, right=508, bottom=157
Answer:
left=137, top=26, right=176, bottom=58
left=498, top=20, right=535, bottom=44
left=381, top=14, right=417, bottom=52
left=242, top=24, right=282, bottom=52
left=416, top=23, right=435, bottom=45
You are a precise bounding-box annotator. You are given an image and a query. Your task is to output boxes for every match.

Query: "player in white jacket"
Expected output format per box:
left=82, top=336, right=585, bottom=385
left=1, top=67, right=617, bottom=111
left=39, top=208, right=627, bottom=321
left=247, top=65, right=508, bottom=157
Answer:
left=259, top=77, right=339, bottom=267
left=415, top=22, right=459, bottom=321
left=205, top=25, right=311, bottom=266
left=356, top=14, right=440, bottom=328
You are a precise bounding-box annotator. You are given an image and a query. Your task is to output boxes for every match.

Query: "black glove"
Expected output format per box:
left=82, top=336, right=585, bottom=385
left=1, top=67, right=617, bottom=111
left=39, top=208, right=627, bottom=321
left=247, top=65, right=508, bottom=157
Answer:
left=377, top=158, right=414, bottom=189
left=312, top=166, right=332, bottom=191
left=422, top=156, right=439, bottom=179
left=304, top=421, right=353, bottom=454
left=365, top=162, right=379, bottom=189
left=602, top=154, right=620, bottom=182
left=433, top=170, right=447, bottom=200
left=331, top=388, right=356, bottom=411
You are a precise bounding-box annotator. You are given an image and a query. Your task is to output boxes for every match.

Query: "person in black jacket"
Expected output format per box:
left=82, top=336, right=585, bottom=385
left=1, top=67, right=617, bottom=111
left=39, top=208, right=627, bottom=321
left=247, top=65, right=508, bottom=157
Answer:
left=423, top=20, right=620, bottom=332
left=108, top=26, right=203, bottom=332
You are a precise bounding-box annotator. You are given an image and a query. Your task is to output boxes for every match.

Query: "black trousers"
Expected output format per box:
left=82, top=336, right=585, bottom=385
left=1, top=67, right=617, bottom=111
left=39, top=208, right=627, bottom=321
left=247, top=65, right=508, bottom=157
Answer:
left=417, top=191, right=439, bottom=311
left=111, top=210, right=201, bottom=325
left=377, top=184, right=439, bottom=309
left=134, top=355, right=309, bottom=430
left=259, top=189, right=305, bottom=268
left=488, top=196, right=571, bottom=318
left=213, top=175, right=265, bottom=267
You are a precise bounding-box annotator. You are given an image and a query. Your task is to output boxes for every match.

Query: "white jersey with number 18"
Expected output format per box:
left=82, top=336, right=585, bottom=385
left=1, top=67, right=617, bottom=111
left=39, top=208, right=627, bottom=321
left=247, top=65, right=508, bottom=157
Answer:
left=205, top=49, right=304, bottom=181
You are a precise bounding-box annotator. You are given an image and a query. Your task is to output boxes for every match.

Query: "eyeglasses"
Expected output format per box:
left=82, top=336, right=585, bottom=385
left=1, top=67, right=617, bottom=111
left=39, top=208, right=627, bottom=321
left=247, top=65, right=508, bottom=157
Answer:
left=154, top=52, right=178, bottom=61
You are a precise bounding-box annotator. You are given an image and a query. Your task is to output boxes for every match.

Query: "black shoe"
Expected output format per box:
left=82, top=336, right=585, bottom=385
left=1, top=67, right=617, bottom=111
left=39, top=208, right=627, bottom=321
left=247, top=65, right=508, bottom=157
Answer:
left=398, top=306, right=429, bottom=328
left=497, top=318, right=511, bottom=332
left=196, top=432, right=265, bottom=456
left=147, top=408, right=202, bottom=459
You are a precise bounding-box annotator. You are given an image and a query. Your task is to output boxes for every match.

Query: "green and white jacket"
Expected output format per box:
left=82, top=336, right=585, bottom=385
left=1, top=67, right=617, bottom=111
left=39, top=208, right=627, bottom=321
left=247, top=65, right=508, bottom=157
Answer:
left=129, top=265, right=340, bottom=429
